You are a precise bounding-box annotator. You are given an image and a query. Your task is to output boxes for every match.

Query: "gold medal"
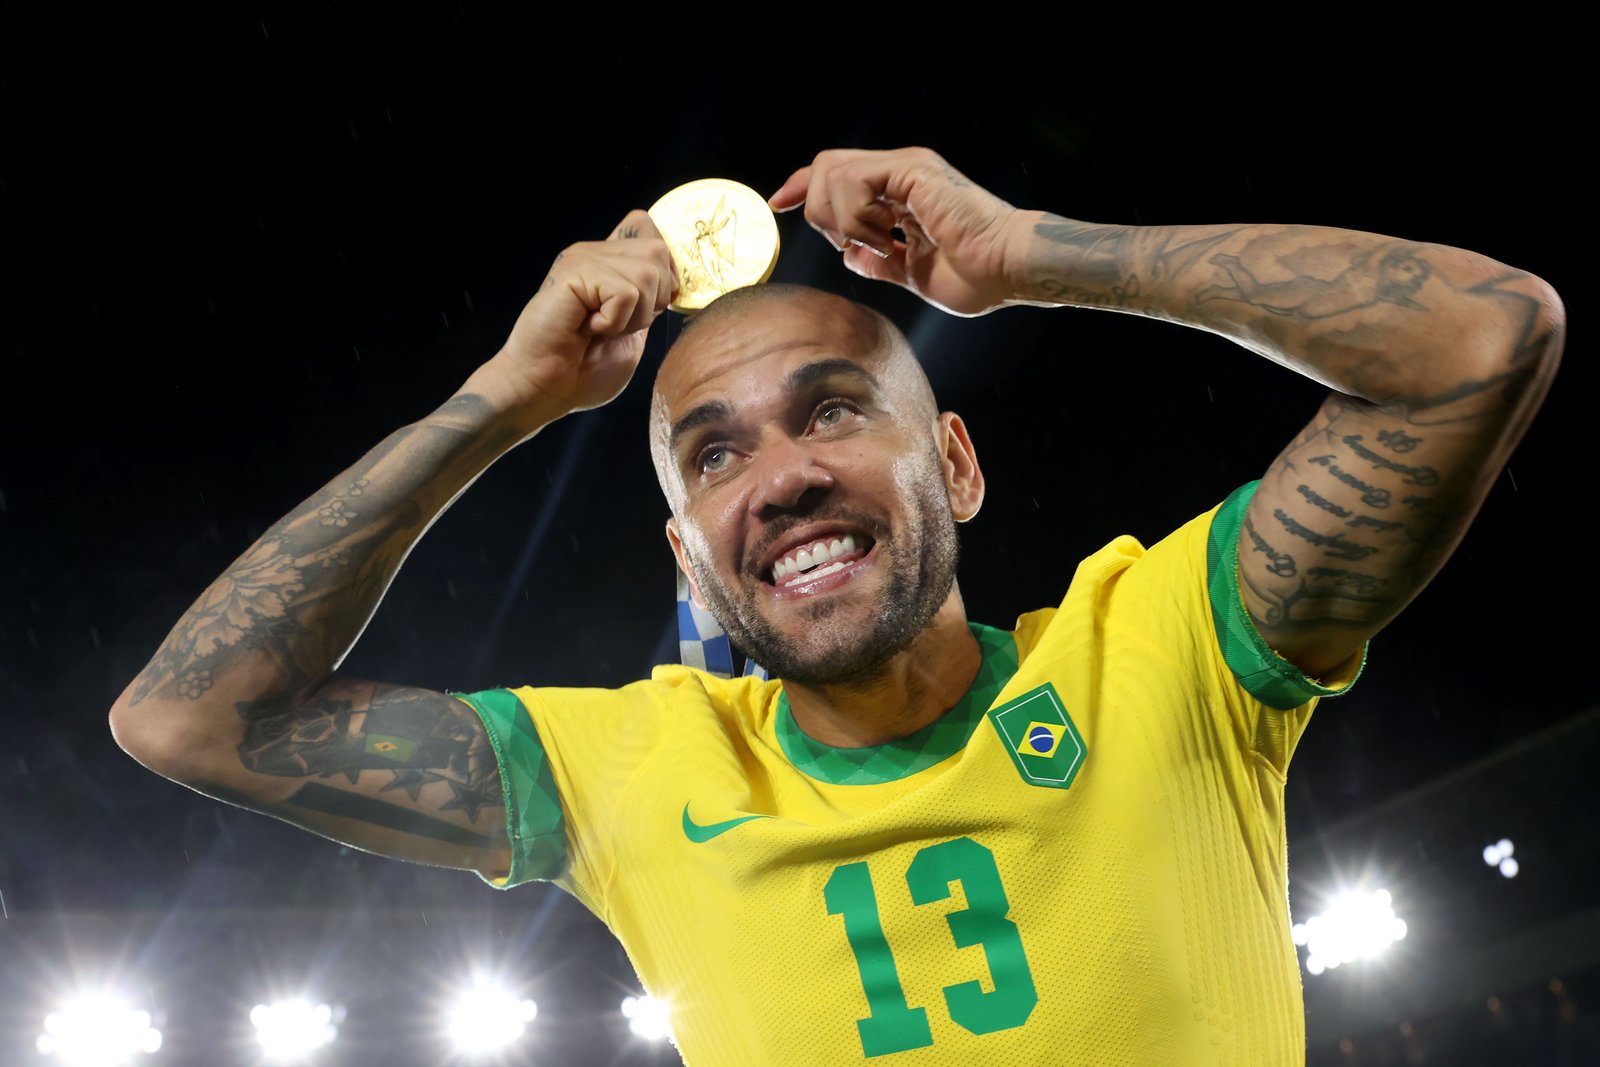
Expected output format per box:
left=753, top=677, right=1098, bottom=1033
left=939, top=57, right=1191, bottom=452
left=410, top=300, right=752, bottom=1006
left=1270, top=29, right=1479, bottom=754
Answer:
left=648, top=178, right=780, bottom=312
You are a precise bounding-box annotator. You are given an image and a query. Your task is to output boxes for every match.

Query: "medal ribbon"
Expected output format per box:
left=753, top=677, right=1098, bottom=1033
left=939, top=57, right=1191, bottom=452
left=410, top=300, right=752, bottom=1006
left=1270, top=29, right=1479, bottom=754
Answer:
left=676, top=565, right=768, bottom=680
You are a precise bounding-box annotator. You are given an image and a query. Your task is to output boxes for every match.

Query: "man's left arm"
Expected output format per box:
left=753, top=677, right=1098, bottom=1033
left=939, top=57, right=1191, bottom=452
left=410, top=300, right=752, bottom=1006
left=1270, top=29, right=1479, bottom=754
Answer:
left=1014, top=218, right=1564, bottom=678
left=773, top=148, right=1565, bottom=680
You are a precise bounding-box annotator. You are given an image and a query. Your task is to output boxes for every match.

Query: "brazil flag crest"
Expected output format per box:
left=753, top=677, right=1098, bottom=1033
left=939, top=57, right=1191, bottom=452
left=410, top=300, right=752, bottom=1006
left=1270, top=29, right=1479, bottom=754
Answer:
left=987, top=683, right=1086, bottom=789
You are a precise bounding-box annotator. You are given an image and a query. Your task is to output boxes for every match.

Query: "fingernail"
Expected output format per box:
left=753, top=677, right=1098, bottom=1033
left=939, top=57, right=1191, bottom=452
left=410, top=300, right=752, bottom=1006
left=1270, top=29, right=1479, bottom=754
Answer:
left=848, top=238, right=891, bottom=259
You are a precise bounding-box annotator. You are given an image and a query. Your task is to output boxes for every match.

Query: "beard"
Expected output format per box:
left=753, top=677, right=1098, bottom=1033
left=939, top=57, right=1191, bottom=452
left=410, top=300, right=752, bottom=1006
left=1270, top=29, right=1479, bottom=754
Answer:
left=687, top=458, right=960, bottom=688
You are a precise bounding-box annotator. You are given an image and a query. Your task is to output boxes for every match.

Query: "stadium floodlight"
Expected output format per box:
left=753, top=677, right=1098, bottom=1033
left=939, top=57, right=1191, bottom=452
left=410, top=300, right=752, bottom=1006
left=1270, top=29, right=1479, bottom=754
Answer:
left=1291, top=887, right=1408, bottom=977
left=1484, top=838, right=1520, bottom=877
left=250, top=999, right=339, bottom=1059
left=445, top=977, right=538, bottom=1055
left=36, top=993, right=163, bottom=1064
left=621, top=995, right=672, bottom=1042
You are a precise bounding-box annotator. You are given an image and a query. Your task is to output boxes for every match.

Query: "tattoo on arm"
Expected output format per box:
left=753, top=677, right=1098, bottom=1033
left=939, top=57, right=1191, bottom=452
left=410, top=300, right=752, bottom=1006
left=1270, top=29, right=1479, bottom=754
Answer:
left=237, top=681, right=503, bottom=845
left=1272, top=509, right=1379, bottom=561
left=129, top=395, right=516, bottom=708
left=1028, top=215, right=1240, bottom=309
left=1297, top=484, right=1352, bottom=518
left=1243, top=514, right=1298, bottom=577
left=1342, top=434, right=1440, bottom=485
left=1306, top=455, right=1392, bottom=508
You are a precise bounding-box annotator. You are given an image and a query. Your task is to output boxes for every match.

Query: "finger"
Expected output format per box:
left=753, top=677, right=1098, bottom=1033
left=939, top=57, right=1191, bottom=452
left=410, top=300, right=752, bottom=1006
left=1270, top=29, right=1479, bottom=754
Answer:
left=828, top=172, right=900, bottom=256
left=605, top=253, right=674, bottom=327
left=768, top=165, right=812, bottom=213
left=842, top=242, right=909, bottom=287
left=581, top=264, right=645, bottom=336
left=608, top=208, right=658, bottom=242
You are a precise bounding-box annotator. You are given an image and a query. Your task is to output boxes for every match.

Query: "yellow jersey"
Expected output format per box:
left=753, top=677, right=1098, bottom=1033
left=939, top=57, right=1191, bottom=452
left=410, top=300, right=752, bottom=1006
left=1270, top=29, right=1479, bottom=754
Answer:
left=453, top=482, right=1365, bottom=1065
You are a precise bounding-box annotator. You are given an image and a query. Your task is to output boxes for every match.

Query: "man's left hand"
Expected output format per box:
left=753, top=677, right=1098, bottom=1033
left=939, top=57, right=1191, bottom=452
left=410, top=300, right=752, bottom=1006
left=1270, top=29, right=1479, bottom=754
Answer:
left=769, top=148, right=1028, bottom=316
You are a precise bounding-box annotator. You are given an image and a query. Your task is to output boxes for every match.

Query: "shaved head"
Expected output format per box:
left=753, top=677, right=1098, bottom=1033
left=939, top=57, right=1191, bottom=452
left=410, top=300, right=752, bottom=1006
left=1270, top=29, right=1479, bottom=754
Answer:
left=649, top=284, right=937, bottom=506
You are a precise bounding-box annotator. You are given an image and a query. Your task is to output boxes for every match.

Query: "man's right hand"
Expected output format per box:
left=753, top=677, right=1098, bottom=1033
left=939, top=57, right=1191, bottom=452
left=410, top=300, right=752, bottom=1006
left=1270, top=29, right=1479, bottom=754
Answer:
left=476, top=210, right=679, bottom=430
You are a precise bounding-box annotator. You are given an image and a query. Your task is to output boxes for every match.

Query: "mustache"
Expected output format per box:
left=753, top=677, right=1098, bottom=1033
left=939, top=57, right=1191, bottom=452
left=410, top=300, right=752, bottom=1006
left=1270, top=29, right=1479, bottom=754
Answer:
left=744, top=505, right=887, bottom=579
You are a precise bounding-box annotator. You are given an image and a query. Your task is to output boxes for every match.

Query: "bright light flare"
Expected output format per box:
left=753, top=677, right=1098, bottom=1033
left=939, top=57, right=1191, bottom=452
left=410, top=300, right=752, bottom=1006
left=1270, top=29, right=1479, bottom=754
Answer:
left=621, top=995, right=672, bottom=1041
left=250, top=999, right=339, bottom=1059
left=1484, top=838, right=1519, bottom=877
left=1292, top=888, right=1408, bottom=977
left=36, top=994, right=163, bottom=1065
left=446, top=978, right=538, bottom=1054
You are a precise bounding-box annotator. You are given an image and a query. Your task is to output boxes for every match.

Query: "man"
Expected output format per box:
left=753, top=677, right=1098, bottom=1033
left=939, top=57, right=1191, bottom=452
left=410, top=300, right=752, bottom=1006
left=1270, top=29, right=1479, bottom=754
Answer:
left=109, top=147, right=1563, bottom=1064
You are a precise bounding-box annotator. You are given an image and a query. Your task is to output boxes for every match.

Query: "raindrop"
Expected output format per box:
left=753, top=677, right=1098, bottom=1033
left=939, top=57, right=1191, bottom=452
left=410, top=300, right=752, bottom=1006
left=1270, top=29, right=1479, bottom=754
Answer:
left=445, top=578, right=458, bottom=600
left=353, top=345, right=361, bottom=362
left=90, top=627, right=102, bottom=650
left=1506, top=467, right=1518, bottom=492
left=442, top=312, right=451, bottom=329
left=463, top=289, right=474, bottom=312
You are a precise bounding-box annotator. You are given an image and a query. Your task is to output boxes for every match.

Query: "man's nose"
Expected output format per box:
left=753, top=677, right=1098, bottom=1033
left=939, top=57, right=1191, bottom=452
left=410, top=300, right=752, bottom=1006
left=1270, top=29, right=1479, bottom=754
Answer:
left=748, top=435, right=835, bottom=515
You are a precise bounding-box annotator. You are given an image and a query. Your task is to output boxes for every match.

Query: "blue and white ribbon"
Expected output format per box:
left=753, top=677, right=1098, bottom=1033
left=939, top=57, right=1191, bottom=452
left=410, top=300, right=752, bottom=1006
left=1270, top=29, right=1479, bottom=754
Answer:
left=676, top=565, right=768, bottom=680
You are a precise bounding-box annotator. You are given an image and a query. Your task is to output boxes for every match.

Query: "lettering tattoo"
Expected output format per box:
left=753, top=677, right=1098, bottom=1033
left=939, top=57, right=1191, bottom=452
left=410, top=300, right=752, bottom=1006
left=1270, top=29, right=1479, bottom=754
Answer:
left=1377, top=428, right=1422, bottom=453
left=1343, top=434, right=1440, bottom=486
left=1297, top=484, right=1352, bottom=518
left=1347, top=515, right=1402, bottom=533
left=1273, top=509, right=1379, bottom=561
left=1244, top=515, right=1298, bottom=577
left=1307, top=455, right=1392, bottom=508
left=1036, top=274, right=1141, bottom=309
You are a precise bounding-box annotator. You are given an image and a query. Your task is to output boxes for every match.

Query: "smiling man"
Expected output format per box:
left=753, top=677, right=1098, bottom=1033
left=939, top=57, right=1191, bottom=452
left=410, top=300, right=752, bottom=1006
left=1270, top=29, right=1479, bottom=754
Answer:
left=110, top=148, right=1563, bottom=1065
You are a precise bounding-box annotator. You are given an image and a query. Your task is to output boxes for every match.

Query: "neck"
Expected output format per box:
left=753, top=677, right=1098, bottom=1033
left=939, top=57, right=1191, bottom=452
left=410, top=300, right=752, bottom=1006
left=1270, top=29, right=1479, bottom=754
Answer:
left=782, top=588, right=981, bottom=748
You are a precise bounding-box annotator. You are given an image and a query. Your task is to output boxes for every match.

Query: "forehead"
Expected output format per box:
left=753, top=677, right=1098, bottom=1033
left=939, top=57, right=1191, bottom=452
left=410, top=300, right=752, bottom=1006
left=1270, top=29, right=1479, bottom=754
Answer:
left=655, top=294, right=890, bottom=415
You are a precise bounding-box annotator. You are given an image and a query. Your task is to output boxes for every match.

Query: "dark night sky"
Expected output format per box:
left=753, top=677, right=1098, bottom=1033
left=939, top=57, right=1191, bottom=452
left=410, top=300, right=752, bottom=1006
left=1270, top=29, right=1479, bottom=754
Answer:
left=0, top=14, right=1590, bottom=1047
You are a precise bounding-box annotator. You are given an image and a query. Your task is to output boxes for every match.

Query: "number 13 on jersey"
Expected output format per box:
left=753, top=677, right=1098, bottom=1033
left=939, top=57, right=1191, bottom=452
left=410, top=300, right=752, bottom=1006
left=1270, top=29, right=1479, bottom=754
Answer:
left=824, top=836, right=1038, bottom=1057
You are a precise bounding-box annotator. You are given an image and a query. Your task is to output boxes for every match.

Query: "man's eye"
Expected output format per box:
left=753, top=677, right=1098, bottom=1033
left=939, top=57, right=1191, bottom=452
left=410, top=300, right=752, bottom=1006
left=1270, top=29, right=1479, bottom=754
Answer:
left=816, top=404, right=849, bottom=428
left=701, top=446, right=732, bottom=473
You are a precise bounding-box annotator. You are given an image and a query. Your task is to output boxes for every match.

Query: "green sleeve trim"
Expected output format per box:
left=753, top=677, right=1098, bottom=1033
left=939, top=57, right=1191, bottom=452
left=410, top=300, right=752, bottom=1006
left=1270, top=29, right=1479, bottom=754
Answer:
left=1206, top=481, right=1368, bottom=711
left=451, top=688, right=566, bottom=888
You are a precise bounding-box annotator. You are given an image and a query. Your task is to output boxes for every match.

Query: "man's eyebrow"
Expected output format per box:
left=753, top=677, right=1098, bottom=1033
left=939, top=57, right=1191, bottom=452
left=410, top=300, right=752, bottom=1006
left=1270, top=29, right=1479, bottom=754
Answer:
left=786, top=358, right=881, bottom=395
left=668, top=400, right=735, bottom=454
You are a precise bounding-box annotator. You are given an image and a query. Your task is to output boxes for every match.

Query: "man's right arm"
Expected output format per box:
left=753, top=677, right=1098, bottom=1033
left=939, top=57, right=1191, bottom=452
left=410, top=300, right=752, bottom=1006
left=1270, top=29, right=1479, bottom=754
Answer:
left=108, top=210, right=679, bottom=880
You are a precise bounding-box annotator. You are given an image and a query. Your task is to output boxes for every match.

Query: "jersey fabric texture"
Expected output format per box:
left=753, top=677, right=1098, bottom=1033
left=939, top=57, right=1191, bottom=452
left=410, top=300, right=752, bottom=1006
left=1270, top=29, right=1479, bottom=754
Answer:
left=452, top=481, right=1366, bottom=1065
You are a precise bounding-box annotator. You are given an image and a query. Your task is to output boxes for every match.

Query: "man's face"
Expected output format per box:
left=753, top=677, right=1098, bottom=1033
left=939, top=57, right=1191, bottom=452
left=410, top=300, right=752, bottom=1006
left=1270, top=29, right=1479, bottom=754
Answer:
left=654, top=294, right=970, bottom=686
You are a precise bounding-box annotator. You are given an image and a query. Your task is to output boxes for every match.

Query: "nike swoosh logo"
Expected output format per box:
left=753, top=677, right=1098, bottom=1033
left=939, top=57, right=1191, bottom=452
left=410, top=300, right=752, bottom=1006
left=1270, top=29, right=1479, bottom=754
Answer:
left=682, top=803, right=772, bottom=843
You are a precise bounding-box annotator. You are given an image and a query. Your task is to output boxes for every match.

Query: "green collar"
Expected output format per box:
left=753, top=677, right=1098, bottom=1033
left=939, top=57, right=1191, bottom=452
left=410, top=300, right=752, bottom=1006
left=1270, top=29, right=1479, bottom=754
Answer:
left=774, top=622, right=1019, bottom=786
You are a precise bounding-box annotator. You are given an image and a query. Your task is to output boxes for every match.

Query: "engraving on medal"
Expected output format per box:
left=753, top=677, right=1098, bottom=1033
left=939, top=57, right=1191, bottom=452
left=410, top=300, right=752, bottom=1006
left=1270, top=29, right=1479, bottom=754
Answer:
left=649, top=178, right=779, bottom=312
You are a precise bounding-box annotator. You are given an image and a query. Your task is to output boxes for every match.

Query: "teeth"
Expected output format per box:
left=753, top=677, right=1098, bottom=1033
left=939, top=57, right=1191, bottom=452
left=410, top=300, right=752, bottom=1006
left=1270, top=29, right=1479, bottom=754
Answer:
left=769, top=533, right=865, bottom=584
left=782, top=559, right=849, bottom=587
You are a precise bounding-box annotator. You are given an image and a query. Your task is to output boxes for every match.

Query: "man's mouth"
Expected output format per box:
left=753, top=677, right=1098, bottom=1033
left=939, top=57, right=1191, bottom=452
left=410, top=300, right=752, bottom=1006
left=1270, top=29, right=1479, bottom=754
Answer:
left=769, top=533, right=874, bottom=587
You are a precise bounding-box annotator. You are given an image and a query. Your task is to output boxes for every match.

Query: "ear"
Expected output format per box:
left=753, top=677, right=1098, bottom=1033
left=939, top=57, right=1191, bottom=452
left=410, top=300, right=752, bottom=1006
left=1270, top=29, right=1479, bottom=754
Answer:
left=665, top=517, right=710, bottom=609
left=935, top=412, right=985, bottom=523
